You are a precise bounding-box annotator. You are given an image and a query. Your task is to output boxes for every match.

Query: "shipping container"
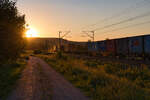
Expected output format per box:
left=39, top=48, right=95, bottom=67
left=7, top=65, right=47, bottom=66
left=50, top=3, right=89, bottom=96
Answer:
left=87, top=42, right=98, bottom=56
left=106, top=39, right=116, bottom=55
left=97, top=41, right=106, bottom=52
left=67, top=44, right=76, bottom=53
left=116, top=38, right=129, bottom=55
left=144, top=35, right=150, bottom=55
left=128, top=36, right=143, bottom=54
left=88, top=42, right=98, bottom=51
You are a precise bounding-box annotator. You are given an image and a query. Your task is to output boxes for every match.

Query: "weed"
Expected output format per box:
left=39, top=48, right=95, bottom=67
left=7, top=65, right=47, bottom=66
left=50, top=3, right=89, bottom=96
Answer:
left=39, top=54, right=150, bottom=100
left=0, top=60, right=25, bottom=100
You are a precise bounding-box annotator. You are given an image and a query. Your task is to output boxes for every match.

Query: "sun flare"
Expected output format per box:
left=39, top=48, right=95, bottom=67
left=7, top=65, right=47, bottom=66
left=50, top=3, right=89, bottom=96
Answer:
left=25, top=28, right=38, bottom=37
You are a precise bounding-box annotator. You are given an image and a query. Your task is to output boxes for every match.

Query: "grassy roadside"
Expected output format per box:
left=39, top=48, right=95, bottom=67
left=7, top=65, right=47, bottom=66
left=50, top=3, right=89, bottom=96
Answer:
left=0, top=58, right=26, bottom=100
left=37, top=53, right=150, bottom=100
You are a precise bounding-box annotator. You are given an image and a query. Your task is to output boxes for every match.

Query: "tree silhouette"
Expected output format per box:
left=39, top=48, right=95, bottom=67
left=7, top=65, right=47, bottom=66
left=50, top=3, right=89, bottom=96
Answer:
left=0, top=0, right=26, bottom=61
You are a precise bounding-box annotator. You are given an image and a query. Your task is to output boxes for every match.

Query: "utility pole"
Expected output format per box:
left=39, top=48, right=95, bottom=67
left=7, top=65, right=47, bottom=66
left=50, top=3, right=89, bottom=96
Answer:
left=91, top=31, right=95, bottom=42
left=82, top=31, right=96, bottom=53
left=82, top=31, right=95, bottom=42
left=58, top=31, right=71, bottom=52
left=58, top=31, right=62, bottom=51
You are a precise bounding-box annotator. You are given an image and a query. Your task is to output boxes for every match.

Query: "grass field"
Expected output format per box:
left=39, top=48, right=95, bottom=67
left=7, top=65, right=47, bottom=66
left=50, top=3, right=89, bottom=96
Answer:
left=38, top=53, right=150, bottom=100
left=0, top=58, right=26, bottom=100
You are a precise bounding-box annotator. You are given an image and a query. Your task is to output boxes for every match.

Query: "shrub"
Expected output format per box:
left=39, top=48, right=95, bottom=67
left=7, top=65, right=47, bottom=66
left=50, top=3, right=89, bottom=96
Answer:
left=34, top=50, right=42, bottom=54
left=85, top=61, right=98, bottom=68
left=56, top=52, right=67, bottom=60
left=40, top=54, right=150, bottom=100
left=0, top=61, right=25, bottom=99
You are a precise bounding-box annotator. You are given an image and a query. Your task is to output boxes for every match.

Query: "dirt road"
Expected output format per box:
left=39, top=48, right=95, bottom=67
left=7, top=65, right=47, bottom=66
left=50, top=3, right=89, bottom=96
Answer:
left=7, top=57, right=89, bottom=100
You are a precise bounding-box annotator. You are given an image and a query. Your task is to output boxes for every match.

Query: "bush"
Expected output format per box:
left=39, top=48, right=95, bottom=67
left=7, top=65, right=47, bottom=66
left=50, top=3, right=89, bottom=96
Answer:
left=34, top=50, right=42, bottom=54
left=56, top=52, right=67, bottom=60
left=0, top=61, right=25, bottom=99
left=85, top=61, right=98, bottom=68
left=40, top=54, right=150, bottom=100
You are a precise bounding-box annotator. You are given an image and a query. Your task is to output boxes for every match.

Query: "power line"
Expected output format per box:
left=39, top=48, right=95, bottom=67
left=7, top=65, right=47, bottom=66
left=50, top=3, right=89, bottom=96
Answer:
left=82, top=31, right=95, bottom=42
left=58, top=31, right=71, bottom=51
left=93, top=11, right=150, bottom=31
left=82, top=0, right=150, bottom=29
left=81, top=11, right=150, bottom=41
left=61, top=31, right=71, bottom=38
left=101, top=20, right=150, bottom=34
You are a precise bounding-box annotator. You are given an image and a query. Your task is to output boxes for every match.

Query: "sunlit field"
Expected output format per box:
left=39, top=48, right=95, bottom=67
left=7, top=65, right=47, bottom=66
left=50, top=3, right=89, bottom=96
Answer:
left=37, top=53, right=150, bottom=100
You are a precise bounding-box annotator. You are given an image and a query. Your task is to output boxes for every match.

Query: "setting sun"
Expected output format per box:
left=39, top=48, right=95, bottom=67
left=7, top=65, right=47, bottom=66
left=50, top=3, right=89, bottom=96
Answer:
left=26, top=28, right=38, bottom=37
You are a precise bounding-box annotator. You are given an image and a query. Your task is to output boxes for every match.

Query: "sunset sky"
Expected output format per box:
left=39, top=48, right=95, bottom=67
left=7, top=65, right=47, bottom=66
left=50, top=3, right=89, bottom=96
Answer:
left=17, top=0, right=150, bottom=41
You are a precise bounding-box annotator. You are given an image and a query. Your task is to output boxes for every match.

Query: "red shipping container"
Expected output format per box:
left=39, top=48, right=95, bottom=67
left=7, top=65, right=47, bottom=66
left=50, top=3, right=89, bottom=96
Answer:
left=106, top=40, right=116, bottom=55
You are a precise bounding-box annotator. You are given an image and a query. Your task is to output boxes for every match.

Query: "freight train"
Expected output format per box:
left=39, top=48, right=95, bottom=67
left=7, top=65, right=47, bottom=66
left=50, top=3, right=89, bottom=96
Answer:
left=62, top=43, right=88, bottom=54
left=88, top=34, right=150, bottom=59
left=61, top=34, right=150, bottom=60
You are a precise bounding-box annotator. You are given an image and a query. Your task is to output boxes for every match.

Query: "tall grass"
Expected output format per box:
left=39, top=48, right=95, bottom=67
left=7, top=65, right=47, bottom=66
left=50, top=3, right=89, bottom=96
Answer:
left=40, top=54, right=150, bottom=100
left=0, top=59, right=25, bottom=100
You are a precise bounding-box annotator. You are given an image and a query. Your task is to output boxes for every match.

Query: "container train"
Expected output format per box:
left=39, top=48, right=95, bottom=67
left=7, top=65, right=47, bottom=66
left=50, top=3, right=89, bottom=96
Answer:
left=89, top=34, right=150, bottom=59
left=61, top=34, right=150, bottom=60
left=62, top=43, right=88, bottom=54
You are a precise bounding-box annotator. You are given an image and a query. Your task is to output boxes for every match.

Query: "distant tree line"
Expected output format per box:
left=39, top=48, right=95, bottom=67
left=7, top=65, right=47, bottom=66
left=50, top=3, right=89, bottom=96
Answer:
left=0, top=0, right=26, bottom=61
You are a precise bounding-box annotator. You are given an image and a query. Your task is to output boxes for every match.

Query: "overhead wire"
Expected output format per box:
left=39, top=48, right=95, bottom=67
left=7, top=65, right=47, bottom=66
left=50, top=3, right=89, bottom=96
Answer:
left=93, top=11, right=150, bottom=31
left=101, top=20, right=150, bottom=34
left=61, top=31, right=71, bottom=38
left=82, top=0, right=150, bottom=30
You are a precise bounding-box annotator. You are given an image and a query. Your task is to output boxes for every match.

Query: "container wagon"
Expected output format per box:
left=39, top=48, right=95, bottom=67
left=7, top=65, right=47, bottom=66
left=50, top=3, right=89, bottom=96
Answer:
left=116, top=38, right=129, bottom=57
left=106, top=39, right=116, bottom=56
left=144, top=35, right=150, bottom=59
left=128, top=36, right=143, bottom=57
left=87, top=42, right=98, bottom=56
left=97, top=41, right=107, bottom=56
